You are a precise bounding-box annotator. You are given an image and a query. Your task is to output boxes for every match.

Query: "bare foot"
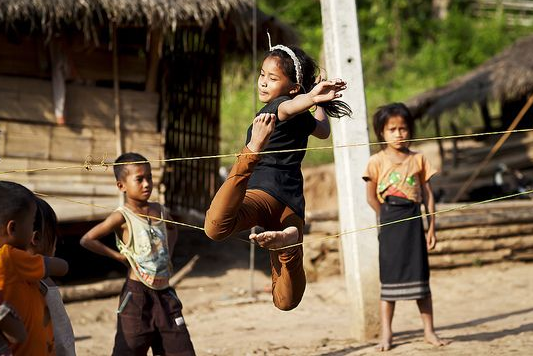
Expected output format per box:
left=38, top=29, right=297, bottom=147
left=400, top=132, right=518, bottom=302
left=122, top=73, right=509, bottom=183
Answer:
left=249, top=226, right=299, bottom=250
left=375, top=338, right=392, bottom=352
left=246, top=113, right=276, bottom=153
left=56, top=115, right=66, bottom=125
left=424, top=332, right=450, bottom=347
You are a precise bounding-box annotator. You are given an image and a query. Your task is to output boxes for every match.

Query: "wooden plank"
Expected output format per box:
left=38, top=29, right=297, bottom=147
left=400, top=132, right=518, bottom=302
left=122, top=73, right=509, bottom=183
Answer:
left=432, top=235, right=533, bottom=254
left=0, top=76, right=159, bottom=131
left=50, top=126, right=93, bottom=162
left=4, top=122, right=51, bottom=159
left=69, top=47, right=146, bottom=83
left=65, top=85, right=159, bottom=132
left=429, top=249, right=512, bottom=268
left=0, top=121, right=6, bottom=156
left=0, top=77, right=55, bottom=123
left=438, top=223, right=533, bottom=240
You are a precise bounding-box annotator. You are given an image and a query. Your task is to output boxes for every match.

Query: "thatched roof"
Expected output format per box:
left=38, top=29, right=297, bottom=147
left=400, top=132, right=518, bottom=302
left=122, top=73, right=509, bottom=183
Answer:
left=0, top=0, right=297, bottom=49
left=406, top=35, right=533, bottom=119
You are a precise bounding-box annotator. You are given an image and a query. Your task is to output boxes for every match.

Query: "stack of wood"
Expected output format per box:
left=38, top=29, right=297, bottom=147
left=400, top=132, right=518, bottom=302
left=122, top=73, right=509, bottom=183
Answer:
left=0, top=75, right=163, bottom=222
left=304, top=200, right=533, bottom=274
left=432, top=132, right=533, bottom=202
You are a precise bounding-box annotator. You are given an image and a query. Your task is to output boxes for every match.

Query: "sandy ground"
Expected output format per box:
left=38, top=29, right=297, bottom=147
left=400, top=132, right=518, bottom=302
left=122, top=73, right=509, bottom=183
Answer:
left=65, top=235, right=533, bottom=356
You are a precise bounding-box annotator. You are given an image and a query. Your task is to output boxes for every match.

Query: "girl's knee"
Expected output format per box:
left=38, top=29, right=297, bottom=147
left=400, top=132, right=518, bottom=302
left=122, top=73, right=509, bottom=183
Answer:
left=203, top=222, right=229, bottom=241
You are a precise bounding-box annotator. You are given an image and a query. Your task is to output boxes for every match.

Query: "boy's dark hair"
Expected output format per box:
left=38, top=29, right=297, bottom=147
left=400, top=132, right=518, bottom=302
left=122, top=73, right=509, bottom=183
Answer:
left=372, top=102, right=415, bottom=142
left=266, top=47, right=352, bottom=119
left=0, top=181, right=35, bottom=229
left=113, top=152, right=149, bottom=181
left=33, top=197, right=59, bottom=256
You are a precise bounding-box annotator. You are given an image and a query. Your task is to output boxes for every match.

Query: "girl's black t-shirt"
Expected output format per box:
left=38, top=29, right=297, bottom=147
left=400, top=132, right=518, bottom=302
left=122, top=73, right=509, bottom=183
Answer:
left=245, top=96, right=317, bottom=219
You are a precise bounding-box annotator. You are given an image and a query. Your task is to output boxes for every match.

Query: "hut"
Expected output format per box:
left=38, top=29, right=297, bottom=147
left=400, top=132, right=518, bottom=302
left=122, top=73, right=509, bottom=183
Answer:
left=0, top=0, right=296, bottom=223
left=406, top=34, right=533, bottom=203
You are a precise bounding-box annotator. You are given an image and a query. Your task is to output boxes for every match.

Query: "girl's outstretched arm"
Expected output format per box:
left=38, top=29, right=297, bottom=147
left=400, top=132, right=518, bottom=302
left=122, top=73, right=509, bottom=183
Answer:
left=312, top=106, right=330, bottom=139
left=423, top=181, right=437, bottom=250
left=277, top=79, right=347, bottom=121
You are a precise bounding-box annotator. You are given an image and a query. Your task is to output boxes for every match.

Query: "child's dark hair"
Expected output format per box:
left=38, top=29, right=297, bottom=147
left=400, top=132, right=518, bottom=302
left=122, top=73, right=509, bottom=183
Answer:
left=33, top=197, right=59, bottom=256
left=113, top=152, right=149, bottom=181
left=372, top=102, right=415, bottom=142
left=266, top=47, right=352, bottom=119
left=0, top=181, right=34, bottom=229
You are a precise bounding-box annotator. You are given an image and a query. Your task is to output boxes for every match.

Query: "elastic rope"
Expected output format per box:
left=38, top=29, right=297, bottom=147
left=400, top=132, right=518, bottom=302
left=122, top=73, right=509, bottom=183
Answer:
left=2, top=127, right=533, bottom=176
left=270, top=189, right=533, bottom=251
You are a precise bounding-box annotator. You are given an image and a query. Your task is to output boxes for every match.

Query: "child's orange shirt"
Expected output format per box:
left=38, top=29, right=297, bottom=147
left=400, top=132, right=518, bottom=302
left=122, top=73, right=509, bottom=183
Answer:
left=363, top=150, right=437, bottom=203
left=0, top=245, right=55, bottom=356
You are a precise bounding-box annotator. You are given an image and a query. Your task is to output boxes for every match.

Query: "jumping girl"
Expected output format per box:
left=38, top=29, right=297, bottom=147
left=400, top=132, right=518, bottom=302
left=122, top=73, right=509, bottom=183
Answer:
left=363, top=103, right=449, bottom=351
left=204, top=40, right=351, bottom=311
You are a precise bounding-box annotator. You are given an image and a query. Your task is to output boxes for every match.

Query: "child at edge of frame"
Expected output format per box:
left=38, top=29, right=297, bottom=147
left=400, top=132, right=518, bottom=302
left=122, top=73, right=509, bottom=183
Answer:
left=80, top=152, right=195, bottom=356
left=28, top=197, right=76, bottom=356
left=0, top=181, right=69, bottom=356
left=363, top=103, right=450, bottom=351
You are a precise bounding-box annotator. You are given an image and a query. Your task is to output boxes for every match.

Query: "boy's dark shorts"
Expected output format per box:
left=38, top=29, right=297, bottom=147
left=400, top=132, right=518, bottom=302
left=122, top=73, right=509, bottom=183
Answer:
left=112, top=278, right=195, bottom=356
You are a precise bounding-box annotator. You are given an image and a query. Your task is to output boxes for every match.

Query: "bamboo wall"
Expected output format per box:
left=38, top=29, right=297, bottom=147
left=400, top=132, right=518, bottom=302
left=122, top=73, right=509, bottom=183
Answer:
left=162, top=27, right=221, bottom=215
left=0, top=75, right=163, bottom=222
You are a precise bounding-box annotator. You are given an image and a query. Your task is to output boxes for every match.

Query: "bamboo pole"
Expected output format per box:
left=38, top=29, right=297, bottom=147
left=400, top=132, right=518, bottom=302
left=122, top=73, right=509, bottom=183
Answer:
left=112, top=23, right=123, bottom=156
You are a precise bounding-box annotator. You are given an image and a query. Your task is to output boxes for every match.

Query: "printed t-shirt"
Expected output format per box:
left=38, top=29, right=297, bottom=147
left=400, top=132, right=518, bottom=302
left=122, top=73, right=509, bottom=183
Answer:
left=246, top=96, right=317, bottom=218
left=363, top=150, right=437, bottom=203
left=0, top=245, right=54, bottom=356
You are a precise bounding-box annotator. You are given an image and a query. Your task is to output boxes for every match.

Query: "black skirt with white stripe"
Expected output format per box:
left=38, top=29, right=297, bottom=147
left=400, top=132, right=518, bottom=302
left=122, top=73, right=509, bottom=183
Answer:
left=379, top=196, right=431, bottom=301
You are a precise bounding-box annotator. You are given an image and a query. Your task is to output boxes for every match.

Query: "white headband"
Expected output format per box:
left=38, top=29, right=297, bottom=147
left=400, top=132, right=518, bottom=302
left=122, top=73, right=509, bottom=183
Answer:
left=267, top=32, right=303, bottom=86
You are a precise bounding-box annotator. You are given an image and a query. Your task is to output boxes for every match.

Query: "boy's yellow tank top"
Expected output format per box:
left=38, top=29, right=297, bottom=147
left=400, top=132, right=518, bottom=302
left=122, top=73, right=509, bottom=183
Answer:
left=115, top=205, right=172, bottom=290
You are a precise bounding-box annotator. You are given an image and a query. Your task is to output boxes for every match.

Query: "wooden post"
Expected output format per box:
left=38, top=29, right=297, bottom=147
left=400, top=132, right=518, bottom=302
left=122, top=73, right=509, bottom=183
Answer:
left=321, top=0, right=380, bottom=340
left=112, top=23, right=123, bottom=156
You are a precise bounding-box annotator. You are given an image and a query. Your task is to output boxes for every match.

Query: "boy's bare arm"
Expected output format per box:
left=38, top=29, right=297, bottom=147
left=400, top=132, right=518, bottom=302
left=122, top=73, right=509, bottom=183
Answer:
left=277, top=79, right=347, bottom=121
left=311, top=106, right=331, bottom=139
left=45, top=256, right=68, bottom=277
left=0, top=309, right=26, bottom=344
left=80, top=212, right=127, bottom=264
left=366, top=181, right=381, bottom=215
left=423, top=181, right=437, bottom=250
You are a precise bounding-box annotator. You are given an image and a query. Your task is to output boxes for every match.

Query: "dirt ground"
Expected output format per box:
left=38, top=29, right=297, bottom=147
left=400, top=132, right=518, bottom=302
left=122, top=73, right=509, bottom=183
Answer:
left=66, top=235, right=533, bottom=355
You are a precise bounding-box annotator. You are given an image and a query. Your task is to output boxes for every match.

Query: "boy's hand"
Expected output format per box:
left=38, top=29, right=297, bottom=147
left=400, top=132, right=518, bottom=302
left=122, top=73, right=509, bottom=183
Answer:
left=310, top=78, right=347, bottom=104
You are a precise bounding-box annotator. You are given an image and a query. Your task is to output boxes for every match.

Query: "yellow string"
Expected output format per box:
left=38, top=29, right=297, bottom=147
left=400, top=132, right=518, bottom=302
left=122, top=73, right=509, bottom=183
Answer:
left=34, top=189, right=533, bottom=251
left=270, top=189, right=533, bottom=251
left=33, top=192, right=205, bottom=231
left=2, top=127, right=533, bottom=176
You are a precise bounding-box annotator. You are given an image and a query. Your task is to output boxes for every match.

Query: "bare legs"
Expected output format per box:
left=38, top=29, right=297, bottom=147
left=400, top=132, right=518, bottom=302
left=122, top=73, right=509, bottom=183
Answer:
left=376, top=301, right=394, bottom=351
left=204, top=113, right=306, bottom=310
left=417, top=296, right=450, bottom=347
left=376, top=296, right=449, bottom=351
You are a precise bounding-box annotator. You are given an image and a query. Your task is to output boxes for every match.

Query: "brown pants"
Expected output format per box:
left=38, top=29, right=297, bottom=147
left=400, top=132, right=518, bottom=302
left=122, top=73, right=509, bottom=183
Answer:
left=204, top=147, right=306, bottom=311
left=112, top=279, right=195, bottom=356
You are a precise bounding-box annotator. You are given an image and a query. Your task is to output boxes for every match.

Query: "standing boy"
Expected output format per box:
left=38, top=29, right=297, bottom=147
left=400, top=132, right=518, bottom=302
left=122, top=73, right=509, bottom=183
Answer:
left=80, top=152, right=195, bottom=356
left=0, top=181, right=69, bottom=355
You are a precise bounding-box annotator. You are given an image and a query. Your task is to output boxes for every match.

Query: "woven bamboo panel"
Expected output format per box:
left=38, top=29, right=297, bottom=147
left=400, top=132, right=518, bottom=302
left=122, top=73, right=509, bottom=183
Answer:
left=163, top=26, right=221, bottom=213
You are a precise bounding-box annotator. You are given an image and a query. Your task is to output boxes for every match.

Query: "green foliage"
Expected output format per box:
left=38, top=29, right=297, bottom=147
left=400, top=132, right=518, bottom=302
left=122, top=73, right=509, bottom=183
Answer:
left=219, top=1, right=533, bottom=167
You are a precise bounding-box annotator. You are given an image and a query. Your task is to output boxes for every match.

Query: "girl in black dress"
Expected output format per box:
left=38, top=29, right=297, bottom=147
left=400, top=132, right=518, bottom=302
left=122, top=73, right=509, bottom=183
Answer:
left=363, top=103, right=449, bottom=351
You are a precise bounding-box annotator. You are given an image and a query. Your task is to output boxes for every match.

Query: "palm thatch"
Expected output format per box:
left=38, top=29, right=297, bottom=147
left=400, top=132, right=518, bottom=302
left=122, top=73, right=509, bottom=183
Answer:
left=406, top=35, right=533, bottom=119
left=0, top=0, right=297, bottom=49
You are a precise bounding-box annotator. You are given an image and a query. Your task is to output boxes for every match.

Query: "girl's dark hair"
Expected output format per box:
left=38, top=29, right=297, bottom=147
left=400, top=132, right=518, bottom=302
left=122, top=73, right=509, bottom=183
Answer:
left=33, top=197, right=59, bottom=256
left=266, top=47, right=352, bottom=119
left=372, top=103, right=415, bottom=142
